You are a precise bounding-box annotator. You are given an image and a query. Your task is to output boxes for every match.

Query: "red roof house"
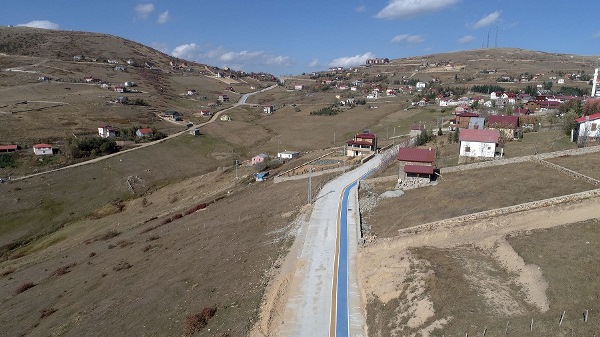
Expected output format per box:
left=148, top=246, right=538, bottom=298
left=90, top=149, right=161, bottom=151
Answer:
left=346, top=132, right=378, bottom=157
left=459, top=129, right=502, bottom=162
left=397, top=147, right=436, bottom=179
left=488, top=115, right=519, bottom=140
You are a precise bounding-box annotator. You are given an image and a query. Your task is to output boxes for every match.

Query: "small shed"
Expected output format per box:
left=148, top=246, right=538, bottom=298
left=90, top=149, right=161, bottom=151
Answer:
left=189, top=128, right=201, bottom=136
left=33, top=144, right=53, bottom=156
left=254, top=171, right=269, bottom=182
left=0, top=144, right=18, bottom=152
left=220, top=115, right=231, bottom=121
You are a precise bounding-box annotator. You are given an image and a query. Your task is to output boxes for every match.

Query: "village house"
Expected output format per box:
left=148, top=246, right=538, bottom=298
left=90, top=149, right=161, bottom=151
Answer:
left=574, top=113, right=600, bottom=144
left=218, top=94, right=229, bottom=102
left=136, top=128, right=153, bottom=138
left=187, top=89, right=196, bottom=96
left=114, top=86, right=126, bottom=93
left=114, top=66, right=126, bottom=72
left=346, top=131, right=378, bottom=157
left=220, top=115, right=231, bottom=121
left=98, top=125, right=117, bottom=138
left=277, top=151, right=300, bottom=160
left=449, top=112, right=479, bottom=131
left=468, top=117, right=486, bottom=129
left=294, top=84, right=304, bottom=91
left=263, top=105, right=274, bottom=114
left=189, top=128, right=201, bottom=136
left=0, top=144, right=18, bottom=152
left=251, top=153, right=269, bottom=166
left=488, top=115, right=520, bottom=140
left=397, top=147, right=436, bottom=188
left=200, top=110, right=212, bottom=117
left=162, top=110, right=182, bottom=121
left=458, top=128, right=502, bottom=163
left=33, top=143, right=53, bottom=156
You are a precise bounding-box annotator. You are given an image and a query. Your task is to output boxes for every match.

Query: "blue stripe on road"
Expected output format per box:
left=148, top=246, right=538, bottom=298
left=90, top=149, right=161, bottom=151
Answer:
left=335, top=168, right=375, bottom=336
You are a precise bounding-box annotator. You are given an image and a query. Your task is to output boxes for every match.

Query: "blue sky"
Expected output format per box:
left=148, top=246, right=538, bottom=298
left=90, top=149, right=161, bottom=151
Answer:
left=2, top=0, right=600, bottom=75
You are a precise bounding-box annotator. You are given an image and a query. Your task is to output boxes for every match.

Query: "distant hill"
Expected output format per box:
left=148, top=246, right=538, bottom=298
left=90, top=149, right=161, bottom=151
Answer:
left=0, top=26, right=171, bottom=65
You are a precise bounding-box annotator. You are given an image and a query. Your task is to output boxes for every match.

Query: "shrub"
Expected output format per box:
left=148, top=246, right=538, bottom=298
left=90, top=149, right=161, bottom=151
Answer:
left=15, top=282, right=36, bottom=294
left=1, top=268, right=15, bottom=277
left=184, top=307, right=217, bottom=336
left=40, top=308, right=57, bottom=319
left=50, top=263, right=76, bottom=277
left=146, top=235, right=160, bottom=242
left=113, top=260, right=132, bottom=271
left=171, top=213, right=183, bottom=221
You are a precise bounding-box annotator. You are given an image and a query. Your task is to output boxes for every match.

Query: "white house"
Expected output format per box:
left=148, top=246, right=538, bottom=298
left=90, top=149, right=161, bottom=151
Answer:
left=98, top=125, right=117, bottom=138
left=294, top=85, right=304, bottom=90
left=277, top=151, right=300, bottom=160
left=458, top=128, right=502, bottom=161
left=33, top=143, right=53, bottom=155
left=263, top=105, right=274, bottom=114
left=575, top=113, right=600, bottom=144
left=416, top=82, right=426, bottom=90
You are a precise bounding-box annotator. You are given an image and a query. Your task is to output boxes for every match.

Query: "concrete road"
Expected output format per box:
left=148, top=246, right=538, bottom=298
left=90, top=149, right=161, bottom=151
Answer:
left=280, top=154, right=382, bottom=337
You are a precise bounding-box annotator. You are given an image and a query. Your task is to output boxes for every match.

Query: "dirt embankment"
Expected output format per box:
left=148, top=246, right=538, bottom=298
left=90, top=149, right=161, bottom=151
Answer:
left=358, top=196, right=600, bottom=336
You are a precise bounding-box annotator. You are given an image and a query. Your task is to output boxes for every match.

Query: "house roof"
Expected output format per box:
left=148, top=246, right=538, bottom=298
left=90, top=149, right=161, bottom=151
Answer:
left=355, top=133, right=377, bottom=139
left=163, top=110, right=180, bottom=115
left=576, top=113, right=600, bottom=123
left=0, top=144, right=17, bottom=151
left=137, top=128, right=153, bottom=134
left=397, top=148, right=435, bottom=163
left=404, top=164, right=434, bottom=175
left=459, top=128, right=500, bottom=143
left=33, top=143, right=53, bottom=149
left=254, top=153, right=268, bottom=159
left=456, top=112, right=479, bottom=118
left=347, top=140, right=373, bottom=146
left=488, top=115, right=519, bottom=128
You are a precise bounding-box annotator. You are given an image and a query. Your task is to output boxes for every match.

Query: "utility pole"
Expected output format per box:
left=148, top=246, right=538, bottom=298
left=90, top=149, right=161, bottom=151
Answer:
left=235, top=159, right=238, bottom=179
left=307, top=167, right=312, bottom=204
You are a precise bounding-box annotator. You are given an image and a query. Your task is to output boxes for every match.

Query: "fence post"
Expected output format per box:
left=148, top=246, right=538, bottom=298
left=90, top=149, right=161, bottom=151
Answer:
left=559, top=311, right=565, bottom=326
left=505, top=321, right=509, bottom=335
left=584, top=309, right=589, bottom=323
left=530, top=318, right=533, bottom=331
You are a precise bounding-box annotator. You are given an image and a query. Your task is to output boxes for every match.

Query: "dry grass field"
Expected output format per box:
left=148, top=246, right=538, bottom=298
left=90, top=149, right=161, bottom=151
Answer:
left=0, top=162, right=338, bottom=336
left=362, top=160, right=596, bottom=238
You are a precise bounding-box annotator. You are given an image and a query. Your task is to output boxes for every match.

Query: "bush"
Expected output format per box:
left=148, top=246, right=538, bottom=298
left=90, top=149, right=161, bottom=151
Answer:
left=184, top=307, right=217, bottom=336
left=15, top=282, right=36, bottom=294
left=0, top=153, right=17, bottom=168
left=40, top=308, right=57, bottom=318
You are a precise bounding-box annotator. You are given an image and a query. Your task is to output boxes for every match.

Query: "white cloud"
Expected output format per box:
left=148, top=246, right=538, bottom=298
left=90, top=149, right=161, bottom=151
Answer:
left=135, top=3, right=155, bottom=20
left=157, top=11, right=170, bottom=24
left=376, top=0, right=459, bottom=19
left=17, top=20, right=59, bottom=30
left=391, top=34, right=424, bottom=44
left=474, top=11, right=501, bottom=29
left=309, top=59, right=320, bottom=68
left=171, top=43, right=201, bottom=60
left=329, top=52, right=375, bottom=68
left=171, top=43, right=293, bottom=72
left=355, top=6, right=367, bottom=13
left=594, top=32, right=600, bottom=39
left=457, top=35, right=475, bottom=44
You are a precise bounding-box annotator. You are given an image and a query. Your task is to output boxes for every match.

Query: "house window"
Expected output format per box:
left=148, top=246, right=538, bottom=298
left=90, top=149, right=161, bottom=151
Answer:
left=592, top=123, right=597, bottom=131
left=465, top=146, right=470, bottom=152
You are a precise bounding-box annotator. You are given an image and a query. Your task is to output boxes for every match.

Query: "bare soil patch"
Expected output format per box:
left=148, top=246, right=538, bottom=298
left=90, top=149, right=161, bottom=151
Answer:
left=358, top=196, right=600, bottom=336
